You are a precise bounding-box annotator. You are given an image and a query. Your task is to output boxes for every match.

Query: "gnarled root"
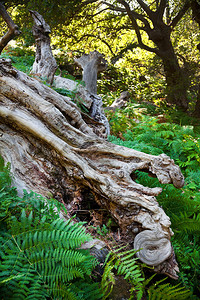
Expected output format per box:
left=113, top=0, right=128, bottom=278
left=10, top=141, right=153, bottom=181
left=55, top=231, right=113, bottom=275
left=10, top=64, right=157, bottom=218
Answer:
left=0, top=58, right=184, bottom=278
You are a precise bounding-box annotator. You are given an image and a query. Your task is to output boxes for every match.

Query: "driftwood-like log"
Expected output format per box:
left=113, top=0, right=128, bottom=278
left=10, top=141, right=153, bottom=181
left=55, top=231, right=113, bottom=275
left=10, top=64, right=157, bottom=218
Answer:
left=106, top=91, right=131, bottom=111
left=73, top=51, right=110, bottom=135
left=0, top=58, right=184, bottom=279
left=75, top=51, right=107, bottom=95
left=0, top=3, right=21, bottom=54
left=30, top=10, right=57, bottom=84
left=54, top=76, right=110, bottom=138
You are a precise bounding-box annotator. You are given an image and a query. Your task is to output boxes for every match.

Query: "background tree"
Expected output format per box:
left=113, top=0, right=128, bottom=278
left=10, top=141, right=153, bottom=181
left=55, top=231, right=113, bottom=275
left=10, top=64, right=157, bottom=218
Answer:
left=87, top=0, right=191, bottom=109
left=191, top=0, right=200, bottom=116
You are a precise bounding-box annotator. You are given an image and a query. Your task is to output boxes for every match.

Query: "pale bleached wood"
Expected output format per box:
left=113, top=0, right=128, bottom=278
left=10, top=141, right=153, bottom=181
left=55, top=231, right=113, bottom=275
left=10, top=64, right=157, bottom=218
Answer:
left=0, top=58, right=184, bottom=278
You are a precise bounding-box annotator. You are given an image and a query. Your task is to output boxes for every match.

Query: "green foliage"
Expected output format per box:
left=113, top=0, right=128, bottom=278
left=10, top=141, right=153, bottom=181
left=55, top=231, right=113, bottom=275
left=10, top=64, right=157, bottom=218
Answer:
left=109, top=115, right=200, bottom=175
left=146, top=278, right=192, bottom=300
left=53, top=86, right=89, bottom=114
left=1, top=46, right=35, bottom=73
left=172, top=237, right=200, bottom=296
left=101, top=247, right=144, bottom=300
left=101, top=246, right=192, bottom=300
left=0, top=157, right=102, bottom=300
left=90, top=224, right=110, bottom=237
left=108, top=108, right=200, bottom=297
left=0, top=216, right=101, bottom=299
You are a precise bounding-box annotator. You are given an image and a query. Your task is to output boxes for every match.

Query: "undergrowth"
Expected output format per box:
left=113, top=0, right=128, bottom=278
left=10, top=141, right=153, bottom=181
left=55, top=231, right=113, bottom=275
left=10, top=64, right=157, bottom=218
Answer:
left=107, top=107, right=200, bottom=297
left=0, top=157, right=102, bottom=300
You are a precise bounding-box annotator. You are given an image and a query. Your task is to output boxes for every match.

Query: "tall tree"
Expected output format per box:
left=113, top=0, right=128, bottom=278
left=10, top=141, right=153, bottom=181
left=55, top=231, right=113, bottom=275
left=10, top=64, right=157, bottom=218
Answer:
left=99, top=0, right=191, bottom=109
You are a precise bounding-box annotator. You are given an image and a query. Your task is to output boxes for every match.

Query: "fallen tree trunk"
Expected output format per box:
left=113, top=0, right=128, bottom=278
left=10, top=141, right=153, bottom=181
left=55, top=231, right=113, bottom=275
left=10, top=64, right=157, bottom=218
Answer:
left=0, top=58, right=184, bottom=279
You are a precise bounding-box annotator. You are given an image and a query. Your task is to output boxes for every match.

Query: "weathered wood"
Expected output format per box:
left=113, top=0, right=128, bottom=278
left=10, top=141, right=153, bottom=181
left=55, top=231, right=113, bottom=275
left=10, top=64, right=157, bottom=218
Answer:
left=0, top=58, right=184, bottom=279
left=74, top=51, right=107, bottom=95
left=29, top=11, right=110, bottom=137
left=54, top=75, right=110, bottom=137
left=30, top=10, right=57, bottom=85
left=106, top=91, right=130, bottom=111
left=73, top=51, right=110, bottom=135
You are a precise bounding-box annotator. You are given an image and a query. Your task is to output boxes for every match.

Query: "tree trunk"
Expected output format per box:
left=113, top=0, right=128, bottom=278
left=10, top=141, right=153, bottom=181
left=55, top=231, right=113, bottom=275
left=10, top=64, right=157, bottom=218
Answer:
left=191, top=0, right=200, bottom=117
left=0, top=57, right=184, bottom=279
left=0, top=3, right=21, bottom=54
left=193, top=84, right=200, bottom=117
left=162, top=50, right=189, bottom=110
left=30, top=12, right=110, bottom=137
left=30, top=10, right=57, bottom=85
left=148, top=24, right=189, bottom=109
left=74, top=51, right=107, bottom=95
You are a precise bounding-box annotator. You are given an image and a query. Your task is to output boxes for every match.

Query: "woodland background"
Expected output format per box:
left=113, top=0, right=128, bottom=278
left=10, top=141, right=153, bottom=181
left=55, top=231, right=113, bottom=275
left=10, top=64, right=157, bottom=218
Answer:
left=0, top=1, right=200, bottom=299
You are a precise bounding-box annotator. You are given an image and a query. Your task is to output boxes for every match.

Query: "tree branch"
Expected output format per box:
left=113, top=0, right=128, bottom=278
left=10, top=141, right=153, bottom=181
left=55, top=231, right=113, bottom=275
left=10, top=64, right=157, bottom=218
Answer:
left=0, top=2, right=21, bottom=54
left=157, top=0, right=167, bottom=20
left=71, top=33, right=115, bottom=55
left=136, top=0, right=155, bottom=18
left=80, top=0, right=99, bottom=6
left=102, top=1, right=126, bottom=12
left=116, top=0, right=159, bottom=55
left=170, top=0, right=190, bottom=29
left=111, top=42, right=138, bottom=64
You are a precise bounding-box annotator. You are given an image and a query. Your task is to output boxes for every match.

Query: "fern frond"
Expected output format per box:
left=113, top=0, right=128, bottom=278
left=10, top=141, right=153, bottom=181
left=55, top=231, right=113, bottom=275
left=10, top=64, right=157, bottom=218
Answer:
left=172, top=212, right=200, bottom=235
left=0, top=211, right=101, bottom=299
left=101, top=247, right=144, bottom=300
left=147, top=281, right=191, bottom=299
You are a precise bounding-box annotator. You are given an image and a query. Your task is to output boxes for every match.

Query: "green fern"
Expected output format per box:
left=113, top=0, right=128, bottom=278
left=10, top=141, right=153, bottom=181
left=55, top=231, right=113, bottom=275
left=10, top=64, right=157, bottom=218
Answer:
left=0, top=211, right=102, bottom=299
left=101, top=246, right=144, bottom=300
left=147, top=278, right=191, bottom=300
left=172, top=212, right=200, bottom=235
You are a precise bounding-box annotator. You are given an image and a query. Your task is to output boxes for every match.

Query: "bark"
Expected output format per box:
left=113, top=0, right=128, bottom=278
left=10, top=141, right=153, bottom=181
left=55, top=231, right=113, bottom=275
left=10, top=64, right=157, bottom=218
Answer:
left=159, top=40, right=190, bottom=110
left=29, top=11, right=110, bottom=136
left=30, top=10, right=57, bottom=85
left=193, top=86, right=200, bottom=117
left=141, top=16, right=190, bottom=110
left=74, top=50, right=108, bottom=95
left=73, top=51, right=110, bottom=135
left=53, top=75, right=110, bottom=137
left=0, top=58, right=184, bottom=279
left=0, top=2, right=21, bottom=54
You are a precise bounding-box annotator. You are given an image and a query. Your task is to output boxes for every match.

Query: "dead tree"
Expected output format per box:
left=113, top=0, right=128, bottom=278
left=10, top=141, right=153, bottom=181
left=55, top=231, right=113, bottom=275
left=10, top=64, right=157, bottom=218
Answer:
left=74, top=51, right=110, bottom=135
left=30, top=12, right=110, bottom=137
left=0, top=57, right=184, bottom=279
left=30, top=10, right=57, bottom=85
left=74, top=51, right=107, bottom=95
left=106, top=91, right=131, bottom=111
left=0, top=2, right=21, bottom=54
